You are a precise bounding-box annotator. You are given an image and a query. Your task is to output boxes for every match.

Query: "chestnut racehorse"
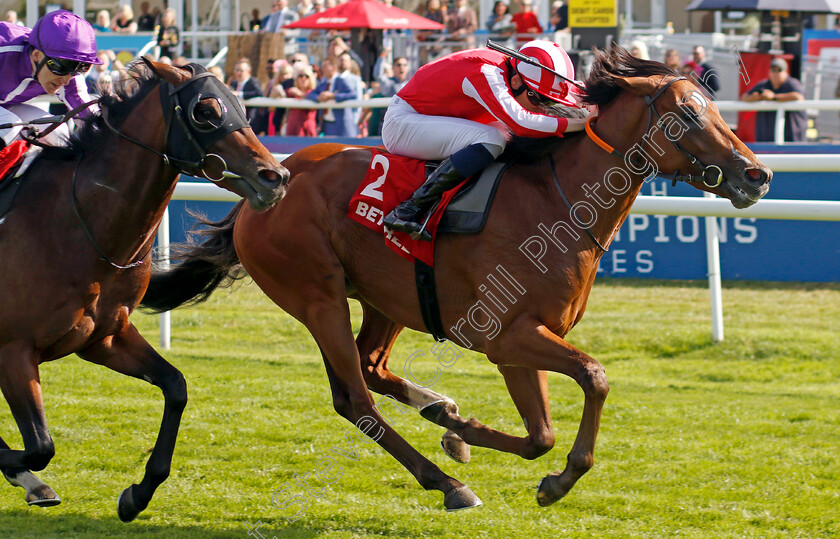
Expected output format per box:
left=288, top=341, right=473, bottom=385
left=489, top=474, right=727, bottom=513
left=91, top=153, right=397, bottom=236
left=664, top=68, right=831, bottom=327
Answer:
left=0, top=58, right=288, bottom=520
left=141, top=49, right=771, bottom=510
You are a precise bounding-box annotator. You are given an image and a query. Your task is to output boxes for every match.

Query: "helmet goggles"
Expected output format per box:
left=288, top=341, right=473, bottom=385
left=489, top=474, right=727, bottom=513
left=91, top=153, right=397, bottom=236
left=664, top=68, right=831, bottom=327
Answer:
left=44, top=56, right=92, bottom=76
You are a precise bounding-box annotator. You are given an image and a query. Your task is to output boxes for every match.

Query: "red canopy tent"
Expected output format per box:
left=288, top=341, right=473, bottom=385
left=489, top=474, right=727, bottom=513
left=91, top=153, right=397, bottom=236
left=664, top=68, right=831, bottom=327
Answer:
left=283, top=0, right=445, bottom=30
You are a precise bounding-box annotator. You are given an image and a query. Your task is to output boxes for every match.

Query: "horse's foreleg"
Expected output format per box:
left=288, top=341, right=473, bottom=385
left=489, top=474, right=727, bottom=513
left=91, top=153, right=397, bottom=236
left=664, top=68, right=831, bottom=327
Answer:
left=77, top=323, right=187, bottom=522
left=303, top=298, right=481, bottom=511
left=0, top=436, right=60, bottom=506
left=488, top=315, right=609, bottom=506
left=0, top=344, right=57, bottom=474
left=355, top=301, right=471, bottom=463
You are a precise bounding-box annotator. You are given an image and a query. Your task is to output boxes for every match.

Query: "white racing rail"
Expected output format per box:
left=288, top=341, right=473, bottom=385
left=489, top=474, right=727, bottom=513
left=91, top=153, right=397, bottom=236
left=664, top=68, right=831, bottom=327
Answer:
left=155, top=153, right=840, bottom=348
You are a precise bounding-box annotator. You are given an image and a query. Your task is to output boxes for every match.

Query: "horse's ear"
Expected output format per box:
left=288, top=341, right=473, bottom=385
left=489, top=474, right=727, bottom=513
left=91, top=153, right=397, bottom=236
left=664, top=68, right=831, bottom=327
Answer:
left=615, top=76, right=658, bottom=95
left=140, top=55, right=161, bottom=76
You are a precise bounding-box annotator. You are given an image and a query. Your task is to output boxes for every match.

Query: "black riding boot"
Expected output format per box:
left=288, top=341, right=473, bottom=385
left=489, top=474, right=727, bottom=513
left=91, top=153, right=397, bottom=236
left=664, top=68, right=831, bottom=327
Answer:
left=383, top=157, right=464, bottom=242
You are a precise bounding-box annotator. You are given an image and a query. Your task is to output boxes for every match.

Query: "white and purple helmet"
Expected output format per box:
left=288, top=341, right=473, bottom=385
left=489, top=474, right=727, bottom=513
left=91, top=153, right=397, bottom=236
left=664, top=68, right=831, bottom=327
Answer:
left=515, top=40, right=577, bottom=107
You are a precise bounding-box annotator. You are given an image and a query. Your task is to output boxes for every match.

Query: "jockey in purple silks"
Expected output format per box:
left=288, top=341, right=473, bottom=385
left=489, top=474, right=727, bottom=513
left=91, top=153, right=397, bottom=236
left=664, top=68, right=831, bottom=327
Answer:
left=0, top=10, right=101, bottom=148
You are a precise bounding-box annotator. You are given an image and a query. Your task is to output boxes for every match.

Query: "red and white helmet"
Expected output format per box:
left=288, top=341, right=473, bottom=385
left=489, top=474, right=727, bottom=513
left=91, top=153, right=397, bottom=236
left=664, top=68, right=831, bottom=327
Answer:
left=515, top=40, right=577, bottom=107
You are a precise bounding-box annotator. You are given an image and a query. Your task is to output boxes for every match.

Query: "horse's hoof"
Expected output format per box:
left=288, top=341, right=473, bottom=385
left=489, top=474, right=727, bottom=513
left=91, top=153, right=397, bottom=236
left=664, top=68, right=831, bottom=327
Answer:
left=26, top=484, right=61, bottom=507
left=117, top=485, right=141, bottom=522
left=441, top=430, right=470, bottom=464
left=443, top=485, right=482, bottom=511
left=419, top=399, right=456, bottom=424
left=536, top=473, right=571, bottom=507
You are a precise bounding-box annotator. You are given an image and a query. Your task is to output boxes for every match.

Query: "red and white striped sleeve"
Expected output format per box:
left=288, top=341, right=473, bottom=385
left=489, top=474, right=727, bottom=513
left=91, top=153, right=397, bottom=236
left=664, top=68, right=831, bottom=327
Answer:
left=462, top=63, right=587, bottom=138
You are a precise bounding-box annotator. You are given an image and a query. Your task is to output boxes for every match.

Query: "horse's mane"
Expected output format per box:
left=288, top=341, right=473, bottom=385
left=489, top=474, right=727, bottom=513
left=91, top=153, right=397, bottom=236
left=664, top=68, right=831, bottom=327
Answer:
left=502, top=46, right=678, bottom=162
left=37, top=60, right=163, bottom=161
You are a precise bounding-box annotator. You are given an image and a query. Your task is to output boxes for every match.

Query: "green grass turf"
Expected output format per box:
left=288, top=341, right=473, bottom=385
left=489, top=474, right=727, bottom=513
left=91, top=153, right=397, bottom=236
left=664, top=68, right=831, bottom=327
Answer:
left=0, top=279, right=837, bottom=538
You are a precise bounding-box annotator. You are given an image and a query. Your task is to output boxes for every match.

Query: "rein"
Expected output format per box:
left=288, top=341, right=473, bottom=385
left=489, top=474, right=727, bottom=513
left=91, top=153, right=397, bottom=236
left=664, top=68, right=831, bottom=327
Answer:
left=584, top=76, right=724, bottom=189
left=547, top=153, right=608, bottom=253
left=71, top=155, right=150, bottom=269
left=68, top=63, right=250, bottom=270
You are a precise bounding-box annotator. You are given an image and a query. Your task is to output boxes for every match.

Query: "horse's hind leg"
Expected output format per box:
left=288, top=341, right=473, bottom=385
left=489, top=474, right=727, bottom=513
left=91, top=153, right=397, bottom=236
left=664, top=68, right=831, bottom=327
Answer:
left=77, top=323, right=187, bottom=522
left=355, top=301, right=471, bottom=463
left=0, top=437, right=60, bottom=507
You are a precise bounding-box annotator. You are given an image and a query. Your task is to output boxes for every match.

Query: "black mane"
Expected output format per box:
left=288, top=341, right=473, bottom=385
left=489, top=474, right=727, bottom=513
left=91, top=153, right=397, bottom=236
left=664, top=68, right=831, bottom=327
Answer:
left=37, top=60, right=162, bottom=161
left=502, top=46, right=678, bottom=162
left=582, top=46, right=678, bottom=107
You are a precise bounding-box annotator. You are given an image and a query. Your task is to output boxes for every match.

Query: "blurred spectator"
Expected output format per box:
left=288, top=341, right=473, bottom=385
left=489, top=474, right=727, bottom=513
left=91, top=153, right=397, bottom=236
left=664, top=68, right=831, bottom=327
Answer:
left=298, top=0, right=314, bottom=17
left=327, top=36, right=364, bottom=72
left=339, top=51, right=365, bottom=126
left=263, top=0, right=299, bottom=32
left=286, top=68, right=318, bottom=136
left=5, top=10, right=24, bottom=26
left=111, top=5, right=138, bottom=33
left=93, top=10, right=111, bottom=32
left=549, top=0, right=568, bottom=31
left=740, top=58, right=806, bottom=142
left=691, top=46, right=719, bottom=98
left=353, top=28, right=382, bottom=83
left=629, top=40, right=649, bottom=60
left=209, top=65, right=225, bottom=82
left=446, top=0, right=478, bottom=49
left=289, top=52, right=310, bottom=70
left=172, top=56, right=190, bottom=67
left=229, top=59, right=265, bottom=126
left=157, top=8, right=180, bottom=60
left=269, top=60, right=295, bottom=134
left=680, top=61, right=699, bottom=78
left=307, top=57, right=358, bottom=137
left=375, top=56, right=411, bottom=97
left=158, top=56, right=173, bottom=65
left=359, top=80, right=383, bottom=136
left=86, top=49, right=123, bottom=95
left=486, top=1, right=514, bottom=37
left=246, top=8, right=261, bottom=31
left=137, top=2, right=157, bottom=31
left=417, top=0, right=446, bottom=63
left=512, top=0, right=542, bottom=40
left=664, top=48, right=681, bottom=71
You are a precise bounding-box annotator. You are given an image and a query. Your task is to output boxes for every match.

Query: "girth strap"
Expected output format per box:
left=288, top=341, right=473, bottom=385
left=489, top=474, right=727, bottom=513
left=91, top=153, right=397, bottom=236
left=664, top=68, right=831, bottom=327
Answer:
left=415, top=259, right=447, bottom=342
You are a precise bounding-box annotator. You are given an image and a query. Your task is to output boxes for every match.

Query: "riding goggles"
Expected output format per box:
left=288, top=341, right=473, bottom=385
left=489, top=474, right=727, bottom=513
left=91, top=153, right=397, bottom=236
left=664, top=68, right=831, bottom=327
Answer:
left=526, top=89, right=559, bottom=107
left=44, top=56, right=92, bottom=77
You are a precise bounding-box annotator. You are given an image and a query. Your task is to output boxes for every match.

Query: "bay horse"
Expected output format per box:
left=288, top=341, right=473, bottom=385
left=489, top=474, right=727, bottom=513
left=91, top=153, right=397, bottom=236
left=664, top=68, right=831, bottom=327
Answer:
left=141, top=49, right=771, bottom=511
left=0, top=58, right=288, bottom=521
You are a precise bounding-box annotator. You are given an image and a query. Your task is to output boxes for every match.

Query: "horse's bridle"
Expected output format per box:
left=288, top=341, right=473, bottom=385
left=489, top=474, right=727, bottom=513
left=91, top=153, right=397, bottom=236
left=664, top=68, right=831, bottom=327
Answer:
left=75, top=62, right=253, bottom=270
left=100, top=63, right=250, bottom=182
left=585, top=76, right=724, bottom=189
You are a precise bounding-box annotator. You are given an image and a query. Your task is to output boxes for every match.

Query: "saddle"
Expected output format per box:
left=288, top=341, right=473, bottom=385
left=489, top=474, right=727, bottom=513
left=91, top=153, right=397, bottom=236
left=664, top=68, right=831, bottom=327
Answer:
left=0, top=140, right=34, bottom=220
left=348, top=149, right=510, bottom=342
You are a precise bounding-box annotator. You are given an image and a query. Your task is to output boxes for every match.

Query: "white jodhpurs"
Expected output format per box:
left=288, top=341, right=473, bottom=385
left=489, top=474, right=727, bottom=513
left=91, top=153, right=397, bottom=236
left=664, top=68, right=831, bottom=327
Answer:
left=381, top=96, right=506, bottom=161
left=0, top=103, right=70, bottom=147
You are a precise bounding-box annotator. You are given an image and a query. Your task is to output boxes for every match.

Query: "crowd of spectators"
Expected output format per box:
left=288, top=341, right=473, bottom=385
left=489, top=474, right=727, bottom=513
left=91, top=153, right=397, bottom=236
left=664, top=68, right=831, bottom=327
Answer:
left=36, top=0, right=814, bottom=141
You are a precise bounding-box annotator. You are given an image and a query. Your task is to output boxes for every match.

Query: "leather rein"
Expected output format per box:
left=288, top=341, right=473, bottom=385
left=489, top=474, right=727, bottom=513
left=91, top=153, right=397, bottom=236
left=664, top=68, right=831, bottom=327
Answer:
left=549, top=76, right=724, bottom=253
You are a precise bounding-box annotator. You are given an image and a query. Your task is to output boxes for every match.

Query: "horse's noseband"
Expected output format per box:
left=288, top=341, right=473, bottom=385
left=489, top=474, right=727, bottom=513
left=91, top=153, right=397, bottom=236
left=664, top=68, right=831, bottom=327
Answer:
left=643, top=77, right=724, bottom=188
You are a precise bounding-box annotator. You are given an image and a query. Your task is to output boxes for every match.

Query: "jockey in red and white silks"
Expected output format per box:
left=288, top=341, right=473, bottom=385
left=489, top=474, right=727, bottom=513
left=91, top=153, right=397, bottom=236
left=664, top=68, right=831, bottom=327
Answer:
left=381, top=39, right=593, bottom=241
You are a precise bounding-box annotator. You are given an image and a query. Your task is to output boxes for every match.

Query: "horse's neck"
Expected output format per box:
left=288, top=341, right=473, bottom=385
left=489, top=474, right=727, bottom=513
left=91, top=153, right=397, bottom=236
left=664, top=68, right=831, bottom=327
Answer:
left=553, top=131, right=646, bottom=250
left=74, top=109, right=179, bottom=264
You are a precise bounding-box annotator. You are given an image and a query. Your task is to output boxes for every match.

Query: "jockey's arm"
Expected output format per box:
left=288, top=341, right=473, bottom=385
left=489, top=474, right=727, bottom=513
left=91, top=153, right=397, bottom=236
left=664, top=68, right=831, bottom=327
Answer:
left=467, top=64, right=587, bottom=138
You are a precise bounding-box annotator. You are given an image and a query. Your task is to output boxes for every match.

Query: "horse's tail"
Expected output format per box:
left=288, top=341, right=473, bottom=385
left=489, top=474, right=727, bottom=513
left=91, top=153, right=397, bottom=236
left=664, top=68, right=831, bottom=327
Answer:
left=140, top=200, right=246, bottom=314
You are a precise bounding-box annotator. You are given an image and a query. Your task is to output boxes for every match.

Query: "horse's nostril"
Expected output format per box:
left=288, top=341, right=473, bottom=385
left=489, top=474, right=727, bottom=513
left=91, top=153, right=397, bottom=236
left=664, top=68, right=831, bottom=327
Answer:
left=746, top=167, right=770, bottom=184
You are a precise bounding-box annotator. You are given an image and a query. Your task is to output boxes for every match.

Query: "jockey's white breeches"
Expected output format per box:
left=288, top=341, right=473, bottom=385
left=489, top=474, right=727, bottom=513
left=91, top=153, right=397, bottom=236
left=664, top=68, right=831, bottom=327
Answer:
left=381, top=96, right=506, bottom=161
left=0, top=103, right=70, bottom=147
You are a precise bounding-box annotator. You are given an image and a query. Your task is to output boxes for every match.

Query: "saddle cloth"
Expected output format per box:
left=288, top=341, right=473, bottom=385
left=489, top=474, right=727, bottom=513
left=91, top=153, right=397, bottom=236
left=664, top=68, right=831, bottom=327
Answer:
left=0, top=140, right=29, bottom=182
left=0, top=140, right=33, bottom=220
left=348, top=148, right=506, bottom=266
